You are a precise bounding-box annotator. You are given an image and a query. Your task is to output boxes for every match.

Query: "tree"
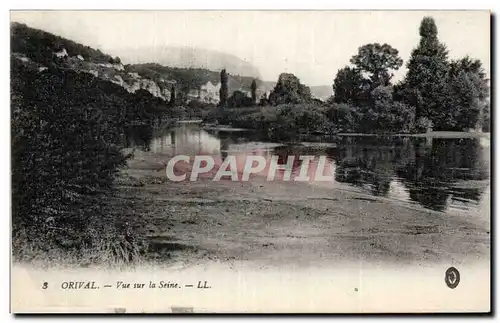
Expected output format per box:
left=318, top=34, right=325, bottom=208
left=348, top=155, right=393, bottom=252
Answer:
left=259, top=93, right=269, bottom=106
left=350, top=43, right=403, bottom=88
left=356, top=86, right=415, bottom=133
left=228, top=90, right=253, bottom=108
left=482, top=102, right=490, bottom=132
left=250, top=79, right=257, bottom=105
left=219, top=69, right=228, bottom=110
left=398, top=16, right=490, bottom=131
left=326, top=103, right=358, bottom=133
left=109, top=56, right=121, bottom=64
left=268, top=73, right=311, bottom=105
left=399, top=16, right=450, bottom=123
left=443, top=57, right=490, bottom=130
left=169, top=85, right=176, bottom=107
left=332, top=67, right=365, bottom=105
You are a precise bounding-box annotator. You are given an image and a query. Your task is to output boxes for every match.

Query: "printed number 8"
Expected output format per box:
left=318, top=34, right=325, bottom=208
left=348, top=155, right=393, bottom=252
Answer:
left=42, top=282, right=48, bottom=289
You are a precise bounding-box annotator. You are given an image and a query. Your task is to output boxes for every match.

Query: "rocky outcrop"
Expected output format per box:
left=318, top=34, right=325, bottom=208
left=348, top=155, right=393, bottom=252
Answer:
left=122, top=78, right=172, bottom=101
left=45, top=52, right=173, bottom=101
left=14, top=46, right=263, bottom=105
left=12, top=53, right=48, bottom=73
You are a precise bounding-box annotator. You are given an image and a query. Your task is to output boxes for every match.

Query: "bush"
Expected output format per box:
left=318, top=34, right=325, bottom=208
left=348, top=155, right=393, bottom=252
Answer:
left=326, top=103, right=358, bottom=133
left=11, top=61, right=150, bottom=266
left=414, top=116, right=434, bottom=133
left=218, top=104, right=334, bottom=141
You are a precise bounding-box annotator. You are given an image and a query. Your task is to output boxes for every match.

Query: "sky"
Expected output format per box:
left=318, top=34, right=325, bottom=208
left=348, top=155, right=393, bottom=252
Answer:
left=10, top=10, right=491, bottom=86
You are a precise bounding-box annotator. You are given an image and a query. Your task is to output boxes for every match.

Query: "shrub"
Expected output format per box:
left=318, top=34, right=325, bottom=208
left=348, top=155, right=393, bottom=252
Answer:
left=11, top=60, right=149, bottom=267
left=414, top=116, right=434, bottom=133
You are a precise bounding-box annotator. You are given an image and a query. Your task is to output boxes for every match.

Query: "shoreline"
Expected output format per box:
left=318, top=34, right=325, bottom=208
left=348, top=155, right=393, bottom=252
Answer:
left=113, top=148, right=490, bottom=270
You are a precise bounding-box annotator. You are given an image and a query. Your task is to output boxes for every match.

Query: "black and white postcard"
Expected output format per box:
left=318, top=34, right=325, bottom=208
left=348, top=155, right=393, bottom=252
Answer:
left=10, top=10, right=491, bottom=313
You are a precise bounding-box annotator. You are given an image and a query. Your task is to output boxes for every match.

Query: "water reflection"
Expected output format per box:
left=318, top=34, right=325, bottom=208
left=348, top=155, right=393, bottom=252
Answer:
left=127, top=124, right=490, bottom=214
left=124, top=125, right=153, bottom=152
left=395, top=137, right=490, bottom=212
left=332, top=136, right=490, bottom=212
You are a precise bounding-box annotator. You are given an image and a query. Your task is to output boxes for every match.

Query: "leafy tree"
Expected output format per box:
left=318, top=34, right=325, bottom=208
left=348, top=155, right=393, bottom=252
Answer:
left=268, top=73, right=311, bottom=105
left=250, top=79, right=257, bottom=104
left=482, top=102, right=490, bottom=132
left=259, top=92, right=269, bottom=106
left=326, top=103, right=358, bottom=133
left=219, top=69, right=228, bottom=110
left=399, top=16, right=450, bottom=123
left=350, top=43, right=403, bottom=88
left=355, top=86, right=415, bottom=133
left=11, top=57, right=167, bottom=263
left=333, top=43, right=402, bottom=108
left=110, top=56, right=121, bottom=64
left=228, top=90, right=253, bottom=108
left=269, top=104, right=332, bottom=140
left=332, top=67, right=365, bottom=105
left=442, top=57, right=490, bottom=130
left=169, top=85, right=176, bottom=107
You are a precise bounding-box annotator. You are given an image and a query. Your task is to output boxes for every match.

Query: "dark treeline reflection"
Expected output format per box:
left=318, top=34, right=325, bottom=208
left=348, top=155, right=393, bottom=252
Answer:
left=124, top=125, right=154, bottom=152
left=127, top=125, right=489, bottom=213
left=331, top=136, right=490, bottom=212
left=332, top=137, right=399, bottom=197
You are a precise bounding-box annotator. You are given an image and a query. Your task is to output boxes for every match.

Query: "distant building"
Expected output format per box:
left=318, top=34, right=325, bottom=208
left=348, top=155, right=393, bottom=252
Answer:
left=55, top=48, right=68, bottom=58
left=187, top=89, right=200, bottom=102
left=128, top=72, right=141, bottom=79
left=236, top=88, right=251, bottom=97
left=87, top=70, right=99, bottom=77
left=186, top=81, right=222, bottom=104
left=199, top=81, right=221, bottom=104
left=98, top=62, right=114, bottom=68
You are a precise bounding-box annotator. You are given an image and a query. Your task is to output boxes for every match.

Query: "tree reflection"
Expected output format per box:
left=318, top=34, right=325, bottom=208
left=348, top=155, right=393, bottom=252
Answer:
left=396, top=138, right=488, bottom=212
left=333, top=137, right=398, bottom=197
left=124, top=125, right=153, bottom=151
left=333, top=136, right=489, bottom=212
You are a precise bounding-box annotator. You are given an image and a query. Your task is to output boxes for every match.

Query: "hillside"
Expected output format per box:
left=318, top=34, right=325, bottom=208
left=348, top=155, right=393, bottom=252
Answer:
left=11, top=21, right=331, bottom=105
left=126, top=63, right=270, bottom=97
left=310, top=85, right=333, bottom=101
left=11, top=22, right=114, bottom=65
left=116, top=47, right=331, bottom=99
left=11, top=22, right=172, bottom=128
left=11, top=22, right=176, bottom=101
left=11, top=21, right=275, bottom=104
left=115, top=46, right=262, bottom=79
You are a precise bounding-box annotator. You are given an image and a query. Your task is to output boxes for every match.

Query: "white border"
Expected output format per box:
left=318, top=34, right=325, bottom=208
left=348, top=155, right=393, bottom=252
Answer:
left=3, top=1, right=499, bottom=10
left=2, top=1, right=498, bottom=321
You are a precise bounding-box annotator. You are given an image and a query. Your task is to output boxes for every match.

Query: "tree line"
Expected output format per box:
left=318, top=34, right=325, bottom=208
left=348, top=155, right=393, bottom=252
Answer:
left=11, top=57, right=166, bottom=265
left=217, top=17, right=490, bottom=134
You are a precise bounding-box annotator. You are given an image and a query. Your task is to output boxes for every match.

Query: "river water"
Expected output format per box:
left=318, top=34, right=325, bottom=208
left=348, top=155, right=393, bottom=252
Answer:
left=126, top=124, right=491, bottom=217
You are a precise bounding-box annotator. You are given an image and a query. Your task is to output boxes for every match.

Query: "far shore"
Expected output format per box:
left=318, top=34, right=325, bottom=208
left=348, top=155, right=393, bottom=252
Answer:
left=337, top=131, right=490, bottom=138
left=194, top=122, right=492, bottom=140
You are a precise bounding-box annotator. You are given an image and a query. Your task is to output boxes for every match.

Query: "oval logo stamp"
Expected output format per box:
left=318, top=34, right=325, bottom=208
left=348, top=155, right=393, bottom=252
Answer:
left=445, top=267, right=460, bottom=289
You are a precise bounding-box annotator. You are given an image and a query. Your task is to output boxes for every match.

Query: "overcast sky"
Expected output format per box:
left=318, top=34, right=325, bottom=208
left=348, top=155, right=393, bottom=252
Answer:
left=11, top=10, right=490, bottom=86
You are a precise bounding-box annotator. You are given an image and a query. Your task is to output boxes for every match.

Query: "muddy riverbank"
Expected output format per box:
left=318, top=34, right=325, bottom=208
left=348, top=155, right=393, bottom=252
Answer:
left=115, top=148, right=490, bottom=270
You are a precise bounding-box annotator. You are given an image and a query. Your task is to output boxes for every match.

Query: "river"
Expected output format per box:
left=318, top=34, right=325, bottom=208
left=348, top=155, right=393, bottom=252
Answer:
left=126, top=124, right=491, bottom=217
